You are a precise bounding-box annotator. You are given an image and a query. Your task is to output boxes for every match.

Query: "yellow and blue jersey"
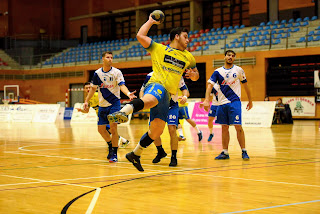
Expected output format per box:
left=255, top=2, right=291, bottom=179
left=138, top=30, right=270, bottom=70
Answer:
left=146, top=41, right=196, bottom=95
left=89, top=92, right=99, bottom=115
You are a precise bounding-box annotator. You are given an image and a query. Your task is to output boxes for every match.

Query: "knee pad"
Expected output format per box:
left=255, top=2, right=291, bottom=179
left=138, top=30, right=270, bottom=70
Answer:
left=130, top=98, right=144, bottom=113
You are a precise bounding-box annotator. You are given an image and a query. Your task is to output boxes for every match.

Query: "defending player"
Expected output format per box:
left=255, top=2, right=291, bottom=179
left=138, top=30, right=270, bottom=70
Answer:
left=83, top=51, right=136, bottom=163
left=203, top=50, right=252, bottom=160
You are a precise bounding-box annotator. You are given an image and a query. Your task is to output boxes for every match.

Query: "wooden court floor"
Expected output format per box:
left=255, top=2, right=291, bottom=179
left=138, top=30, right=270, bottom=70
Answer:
left=0, top=119, right=320, bottom=214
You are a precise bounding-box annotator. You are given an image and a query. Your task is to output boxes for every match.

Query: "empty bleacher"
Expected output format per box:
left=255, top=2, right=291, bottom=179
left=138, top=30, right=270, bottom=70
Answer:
left=38, top=16, right=320, bottom=68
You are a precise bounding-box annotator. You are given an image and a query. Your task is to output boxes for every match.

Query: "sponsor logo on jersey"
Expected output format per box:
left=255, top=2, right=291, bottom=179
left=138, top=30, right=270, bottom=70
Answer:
left=164, top=55, right=186, bottom=69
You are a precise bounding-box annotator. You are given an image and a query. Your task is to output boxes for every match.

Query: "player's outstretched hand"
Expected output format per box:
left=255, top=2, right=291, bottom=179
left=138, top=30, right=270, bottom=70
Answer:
left=246, top=101, right=253, bottom=111
left=128, top=91, right=137, bottom=100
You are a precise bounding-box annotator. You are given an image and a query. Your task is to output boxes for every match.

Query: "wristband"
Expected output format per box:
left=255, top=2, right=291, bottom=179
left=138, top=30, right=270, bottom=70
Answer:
left=127, top=92, right=131, bottom=97
left=183, top=95, right=187, bottom=100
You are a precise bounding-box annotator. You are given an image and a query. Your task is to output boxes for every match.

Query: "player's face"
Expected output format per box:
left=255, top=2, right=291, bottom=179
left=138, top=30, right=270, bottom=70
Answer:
left=102, top=53, right=113, bottom=66
left=177, top=32, right=189, bottom=50
left=224, top=52, right=235, bottom=65
left=84, top=85, right=91, bottom=93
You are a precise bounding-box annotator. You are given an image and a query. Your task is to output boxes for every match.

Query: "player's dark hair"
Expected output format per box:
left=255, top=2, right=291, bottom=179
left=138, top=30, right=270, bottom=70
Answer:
left=84, top=82, right=91, bottom=87
left=169, top=27, right=189, bottom=41
left=102, top=51, right=113, bottom=57
left=225, top=50, right=236, bottom=56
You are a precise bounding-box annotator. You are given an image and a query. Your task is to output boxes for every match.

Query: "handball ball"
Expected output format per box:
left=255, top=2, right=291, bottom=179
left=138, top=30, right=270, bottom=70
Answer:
left=151, top=10, right=165, bottom=23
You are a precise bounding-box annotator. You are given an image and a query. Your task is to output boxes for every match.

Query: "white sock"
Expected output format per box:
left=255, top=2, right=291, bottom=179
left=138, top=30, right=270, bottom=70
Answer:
left=133, top=143, right=144, bottom=156
left=121, top=104, right=133, bottom=115
left=178, top=128, right=184, bottom=136
left=209, top=127, right=213, bottom=134
left=242, top=148, right=247, bottom=152
left=120, top=136, right=127, bottom=143
left=223, top=149, right=229, bottom=154
left=194, top=126, right=201, bottom=133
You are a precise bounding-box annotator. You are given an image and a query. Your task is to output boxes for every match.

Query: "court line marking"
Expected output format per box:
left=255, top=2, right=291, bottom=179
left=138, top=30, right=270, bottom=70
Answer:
left=1, top=174, right=96, bottom=189
left=184, top=173, right=320, bottom=188
left=220, top=199, right=320, bottom=214
left=85, top=187, right=101, bottom=214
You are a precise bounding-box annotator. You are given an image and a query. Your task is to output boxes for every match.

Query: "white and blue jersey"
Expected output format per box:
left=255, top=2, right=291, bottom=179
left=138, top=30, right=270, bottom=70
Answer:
left=208, top=65, right=247, bottom=125
left=208, top=65, right=247, bottom=105
left=92, top=67, right=125, bottom=107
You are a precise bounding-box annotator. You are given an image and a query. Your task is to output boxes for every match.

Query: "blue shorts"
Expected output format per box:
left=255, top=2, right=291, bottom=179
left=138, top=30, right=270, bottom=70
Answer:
left=98, top=101, right=121, bottom=125
left=208, top=105, right=218, bottom=117
left=167, top=100, right=179, bottom=127
left=215, top=101, right=242, bottom=125
left=144, top=83, right=170, bottom=122
left=178, top=106, right=190, bottom=120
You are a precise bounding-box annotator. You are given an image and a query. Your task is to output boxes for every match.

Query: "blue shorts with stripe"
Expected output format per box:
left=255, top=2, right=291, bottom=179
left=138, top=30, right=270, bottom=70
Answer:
left=208, top=105, right=218, bottom=118
left=178, top=106, right=190, bottom=120
left=215, top=101, right=242, bottom=125
left=98, top=100, right=121, bottom=125
left=167, top=100, right=179, bottom=127
left=144, top=83, right=170, bottom=122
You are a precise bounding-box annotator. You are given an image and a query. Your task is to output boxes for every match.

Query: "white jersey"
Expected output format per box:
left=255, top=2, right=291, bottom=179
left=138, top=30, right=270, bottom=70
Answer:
left=208, top=65, right=247, bottom=105
left=92, top=67, right=125, bottom=107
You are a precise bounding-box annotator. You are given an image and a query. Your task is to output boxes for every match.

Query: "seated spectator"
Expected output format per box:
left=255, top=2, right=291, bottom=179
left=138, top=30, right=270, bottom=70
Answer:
left=273, top=98, right=292, bottom=124
left=264, top=96, right=269, bottom=101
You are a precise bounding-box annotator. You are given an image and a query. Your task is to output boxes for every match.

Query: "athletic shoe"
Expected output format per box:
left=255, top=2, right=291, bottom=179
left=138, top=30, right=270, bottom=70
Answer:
left=197, top=131, right=203, bottom=141
left=207, top=134, right=214, bottom=142
left=178, top=135, right=186, bottom=141
left=120, top=139, right=130, bottom=148
left=152, top=151, right=167, bottom=163
left=169, top=157, right=177, bottom=167
left=108, top=111, right=128, bottom=123
left=109, top=153, right=118, bottom=163
left=215, top=151, right=230, bottom=160
left=242, top=151, right=250, bottom=160
left=126, top=152, right=144, bottom=172
left=107, top=147, right=112, bottom=159
left=107, top=113, right=118, bottom=123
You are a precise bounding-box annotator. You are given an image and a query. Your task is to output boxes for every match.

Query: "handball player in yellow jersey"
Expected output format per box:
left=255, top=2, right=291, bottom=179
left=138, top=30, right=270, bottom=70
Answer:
left=108, top=13, right=199, bottom=171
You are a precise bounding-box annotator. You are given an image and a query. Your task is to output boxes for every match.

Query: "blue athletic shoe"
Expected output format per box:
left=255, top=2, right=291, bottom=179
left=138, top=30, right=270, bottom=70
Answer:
left=197, top=131, right=203, bottom=141
left=215, top=151, right=230, bottom=160
left=242, top=151, right=250, bottom=160
left=109, top=153, right=118, bottom=163
left=208, top=134, right=214, bottom=142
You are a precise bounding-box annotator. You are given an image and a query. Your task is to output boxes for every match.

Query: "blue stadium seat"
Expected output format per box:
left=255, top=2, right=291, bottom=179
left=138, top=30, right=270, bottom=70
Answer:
left=266, top=21, right=272, bottom=26
left=274, top=20, right=279, bottom=25
left=228, top=26, right=233, bottom=30
left=203, top=46, right=209, bottom=51
left=308, top=36, right=314, bottom=42
left=314, top=35, right=320, bottom=41
left=234, top=25, right=239, bottom=29
left=296, top=18, right=302, bottom=22
left=231, top=38, right=238, bottom=43
left=222, top=27, right=227, bottom=31
left=293, top=23, right=301, bottom=27
left=210, top=28, right=215, bottom=32
left=240, top=25, right=245, bottom=29
left=259, top=22, right=265, bottom=27
left=311, top=16, right=318, bottom=21
left=308, top=31, right=315, bottom=36
left=301, top=21, right=309, bottom=26
left=303, top=17, right=310, bottom=22
left=249, top=27, right=257, bottom=32
left=315, top=30, right=320, bottom=35
left=272, top=39, right=281, bottom=45
left=288, top=18, right=294, bottom=23
left=296, top=37, right=305, bottom=43
left=236, top=43, right=243, bottom=48
left=264, top=26, right=271, bottom=30
left=256, top=31, right=262, bottom=36
left=278, top=24, right=285, bottom=29
left=280, top=20, right=286, bottom=24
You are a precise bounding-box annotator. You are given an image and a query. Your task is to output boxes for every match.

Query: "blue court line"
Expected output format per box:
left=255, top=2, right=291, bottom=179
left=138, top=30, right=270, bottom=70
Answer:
left=221, top=199, right=320, bottom=214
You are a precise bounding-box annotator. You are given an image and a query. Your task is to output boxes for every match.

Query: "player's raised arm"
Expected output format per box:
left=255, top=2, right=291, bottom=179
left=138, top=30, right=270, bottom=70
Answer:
left=136, top=15, right=161, bottom=48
